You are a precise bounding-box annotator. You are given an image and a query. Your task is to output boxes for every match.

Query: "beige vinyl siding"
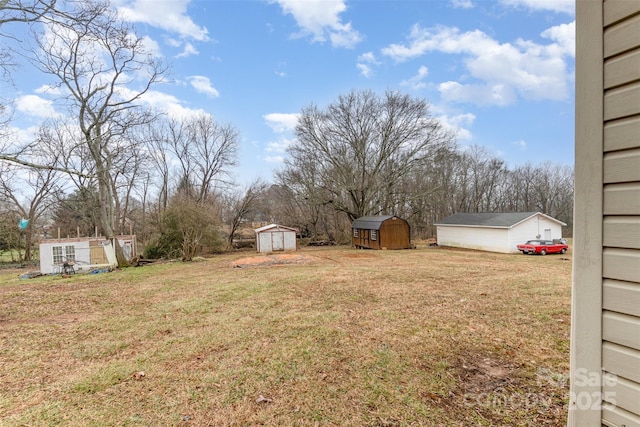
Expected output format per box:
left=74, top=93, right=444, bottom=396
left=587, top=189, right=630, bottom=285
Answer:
left=603, top=217, right=640, bottom=249
left=603, top=375, right=640, bottom=420
left=605, top=117, right=640, bottom=151
left=572, top=1, right=640, bottom=426
left=602, top=0, right=640, bottom=425
left=604, top=149, right=640, bottom=182
left=603, top=280, right=640, bottom=317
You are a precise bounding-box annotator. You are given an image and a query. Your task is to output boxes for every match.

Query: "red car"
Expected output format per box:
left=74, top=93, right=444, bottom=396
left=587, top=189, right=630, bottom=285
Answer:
left=517, top=239, right=568, bottom=255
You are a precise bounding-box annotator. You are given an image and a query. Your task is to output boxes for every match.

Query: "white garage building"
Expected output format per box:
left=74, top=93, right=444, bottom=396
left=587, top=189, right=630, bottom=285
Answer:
left=254, top=224, right=298, bottom=253
left=434, top=212, right=566, bottom=254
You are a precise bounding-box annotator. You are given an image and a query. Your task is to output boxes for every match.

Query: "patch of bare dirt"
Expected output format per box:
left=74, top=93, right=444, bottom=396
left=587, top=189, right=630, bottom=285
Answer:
left=340, top=252, right=379, bottom=259
left=456, top=356, right=517, bottom=395
left=438, top=352, right=568, bottom=425
left=231, top=253, right=318, bottom=268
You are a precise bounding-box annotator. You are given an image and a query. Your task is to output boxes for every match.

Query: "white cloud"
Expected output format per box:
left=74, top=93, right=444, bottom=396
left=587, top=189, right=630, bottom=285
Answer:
left=264, top=155, right=285, bottom=163
left=266, top=137, right=294, bottom=153
left=438, top=81, right=516, bottom=106
left=34, top=85, right=62, bottom=96
left=512, top=139, right=527, bottom=150
left=329, top=22, right=362, bottom=49
left=451, top=0, right=474, bottom=9
left=382, top=24, right=574, bottom=105
left=271, top=0, right=362, bottom=48
left=541, top=21, right=575, bottom=57
left=115, top=0, right=209, bottom=41
left=264, top=113, right=299, bottom=133
left=357, top=63, right=373, bottom=78
left=436, top=112, right=475, bottom=141
left=500, top=0, right=574, bottom=15
left=275, top=62, right=288, bottom=77
left=15, top=95, right=60, bottom=118
left=123, top=88, right=208, bottom=119
left=400, top=66, right=429, bottom=90
left=188, top=76, right=220, bottom=97
left=357, top=51, right=379, bottom=77
left=358, top=52, right=377, bottom=63
left=140, top=36, right=162, bottom=57
left=4, top=125, right=40, bottom=149
left=166, top=37, right=182, bottom=48
left=176, top=43, right=199, bottom=58
left=263, top=115, right=297, bottom=163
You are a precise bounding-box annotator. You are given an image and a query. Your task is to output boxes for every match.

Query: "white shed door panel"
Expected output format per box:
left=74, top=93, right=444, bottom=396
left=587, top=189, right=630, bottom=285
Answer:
left=271, top=232, right=285, bottom=251
left=258, top=233, right=272, bottom=252
left=283, top=232, right=296, bottom=250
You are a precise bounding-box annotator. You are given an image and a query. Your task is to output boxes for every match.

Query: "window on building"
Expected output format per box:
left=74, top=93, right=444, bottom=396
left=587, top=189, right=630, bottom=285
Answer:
left=371, top=230, right=377, bottom=240
left=53, top=245, right=76, bottom=264
left=52, top=246, right=63, bottom=264
left=353, top=229, right=359, bottom=238
left=65, top=245, right=76, bottom=262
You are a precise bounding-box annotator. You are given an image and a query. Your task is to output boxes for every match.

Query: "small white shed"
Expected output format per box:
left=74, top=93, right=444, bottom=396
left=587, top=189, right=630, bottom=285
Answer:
left=254, top=224, right=297, bottom=253
left=39, top=235, right=136, bottom=274
left=434, top=212, right=566, bottom=254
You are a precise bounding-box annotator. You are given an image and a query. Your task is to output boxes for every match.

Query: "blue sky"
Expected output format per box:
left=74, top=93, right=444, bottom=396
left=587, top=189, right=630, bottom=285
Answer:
left=7, top=0, right=576, bottom=186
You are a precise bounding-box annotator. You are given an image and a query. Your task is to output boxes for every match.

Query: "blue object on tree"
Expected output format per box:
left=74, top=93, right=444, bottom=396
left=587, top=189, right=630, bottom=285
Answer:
left=19, top=218, right=29, bottom=230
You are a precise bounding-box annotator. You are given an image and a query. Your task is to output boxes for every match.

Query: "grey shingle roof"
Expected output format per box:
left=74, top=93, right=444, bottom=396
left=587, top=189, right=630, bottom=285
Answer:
left=351, top=215, right=395, bottom=230
left=434, top=212, right=542, bottom=228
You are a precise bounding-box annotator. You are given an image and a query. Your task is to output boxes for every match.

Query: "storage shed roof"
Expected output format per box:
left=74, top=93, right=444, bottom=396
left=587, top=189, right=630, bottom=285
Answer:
left=351, top=215, right=397, bottom=230
left=254, top=224, right=298, bottom=233
left=434, top=212, right=566, bottom=228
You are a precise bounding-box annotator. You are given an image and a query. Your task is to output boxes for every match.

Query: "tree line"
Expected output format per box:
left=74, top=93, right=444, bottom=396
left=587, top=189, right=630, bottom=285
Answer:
left=0, top=1, right=573, bottom=264
left=269, top=90, right=573, bottom=242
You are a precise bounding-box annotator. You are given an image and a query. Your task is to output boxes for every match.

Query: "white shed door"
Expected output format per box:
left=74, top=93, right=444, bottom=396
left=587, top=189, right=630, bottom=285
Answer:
left=271, top=232, right=285, bottom=251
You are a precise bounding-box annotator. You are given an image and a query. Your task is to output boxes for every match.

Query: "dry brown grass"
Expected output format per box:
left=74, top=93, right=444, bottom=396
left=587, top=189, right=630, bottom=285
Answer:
left=0, top=244, right=571, bottom=426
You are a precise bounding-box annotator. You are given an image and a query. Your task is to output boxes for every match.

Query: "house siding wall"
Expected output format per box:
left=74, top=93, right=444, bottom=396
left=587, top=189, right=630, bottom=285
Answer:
left=39, top=241, right=91, bottom=274
left=601, top=0, right=640, bottom=423
left=572, top=1, right=640, bottom=425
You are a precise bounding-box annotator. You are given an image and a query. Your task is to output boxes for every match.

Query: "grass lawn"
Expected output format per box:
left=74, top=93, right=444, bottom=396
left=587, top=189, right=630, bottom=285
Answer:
left=0, top=245, right=571, bottom=426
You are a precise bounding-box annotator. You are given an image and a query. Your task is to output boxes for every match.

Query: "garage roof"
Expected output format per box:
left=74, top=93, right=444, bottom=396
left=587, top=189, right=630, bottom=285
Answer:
left=254, top=224, right=298, bottom=233
left=434, top=212, right=567, bottom=228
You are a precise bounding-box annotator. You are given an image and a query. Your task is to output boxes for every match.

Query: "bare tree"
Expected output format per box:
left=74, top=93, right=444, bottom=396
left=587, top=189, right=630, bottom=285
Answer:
left=285, top=89, right=454, bottom=222
left=275, top=159, right=337, bottom=239
left=0, top=142, right=64, bottom=261
left=31, top=0, right=166, bottom=266
left=142, top=120, right=172, bottom=212
left=0, top=0, right=60, bottom=25
left=224, top=179, right=268, bottom=248
left=165, top=114, right=239, bottom=203
left=0, top=0, right=61, bottom=79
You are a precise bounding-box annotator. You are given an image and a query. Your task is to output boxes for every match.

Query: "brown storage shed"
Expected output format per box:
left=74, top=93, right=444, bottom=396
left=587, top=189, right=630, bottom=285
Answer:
left=351, top=215, right=411, bottom=250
